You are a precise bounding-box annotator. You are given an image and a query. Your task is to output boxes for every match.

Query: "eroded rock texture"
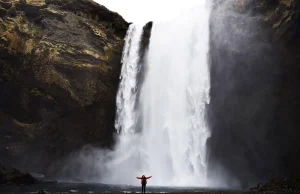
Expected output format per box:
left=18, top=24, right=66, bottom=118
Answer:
left=0, top=0, right=129, bottom=176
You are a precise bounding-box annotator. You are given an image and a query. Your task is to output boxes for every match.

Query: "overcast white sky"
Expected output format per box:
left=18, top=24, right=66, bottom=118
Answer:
left=94, top=0, right=205, bottom=24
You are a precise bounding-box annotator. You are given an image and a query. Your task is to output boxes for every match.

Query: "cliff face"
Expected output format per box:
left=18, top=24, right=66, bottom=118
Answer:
left=0, top=0, right=129, bottom=176
left=208, top=0, right=300, bottom=188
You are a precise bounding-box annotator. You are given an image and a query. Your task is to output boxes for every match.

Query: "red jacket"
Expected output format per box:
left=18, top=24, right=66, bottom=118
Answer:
left=136, top=176, right=152, bottom=184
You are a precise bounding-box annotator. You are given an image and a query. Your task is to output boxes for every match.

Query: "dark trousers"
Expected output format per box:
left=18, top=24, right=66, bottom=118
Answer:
left=142, top=184, right=146, bottom=193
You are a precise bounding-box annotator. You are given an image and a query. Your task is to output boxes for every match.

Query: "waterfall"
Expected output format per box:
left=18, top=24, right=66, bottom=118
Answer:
left=101, top=24, right=145, bottom=184
left=104, top=2, right=211, bottom=186
left=115, top=24, right=144, bottom=135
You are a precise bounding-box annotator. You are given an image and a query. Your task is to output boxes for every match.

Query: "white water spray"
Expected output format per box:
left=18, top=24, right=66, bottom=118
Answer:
left=103, top=2, right=211, bottom=187
left=115, top=24, right=144, bottom=135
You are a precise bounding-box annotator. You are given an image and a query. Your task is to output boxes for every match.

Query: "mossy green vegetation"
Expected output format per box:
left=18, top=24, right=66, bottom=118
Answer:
left=0, top=15, right=42, bottom=54
left=273, top=10, right=291, bottom=28
left=26, top=0, right=46, bottom=5
left=258, top=0, right=298, bottom=32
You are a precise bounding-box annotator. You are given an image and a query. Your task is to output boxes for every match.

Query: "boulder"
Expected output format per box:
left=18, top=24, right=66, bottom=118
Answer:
left=0, top=165, right=37, bottom=185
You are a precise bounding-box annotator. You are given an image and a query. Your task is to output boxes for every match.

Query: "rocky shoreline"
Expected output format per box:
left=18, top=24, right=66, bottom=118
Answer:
left=249, top=178, right=300, bottom=193
left=0, top=165, right=38, bottom=186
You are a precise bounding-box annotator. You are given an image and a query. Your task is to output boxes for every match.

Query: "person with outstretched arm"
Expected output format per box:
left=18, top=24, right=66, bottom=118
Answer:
left=136, top=175, right=152, bottom=193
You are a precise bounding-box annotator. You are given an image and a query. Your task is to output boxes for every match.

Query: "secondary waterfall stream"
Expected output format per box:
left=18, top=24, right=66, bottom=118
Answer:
left=102, top=2, right=211, bottom=186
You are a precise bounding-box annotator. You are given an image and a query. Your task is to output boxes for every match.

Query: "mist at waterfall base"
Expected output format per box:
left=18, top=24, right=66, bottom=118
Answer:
left=58, top=0, right=292, bottom=190
left=59, top=2, right=218, bottom=188
left=109, top=4, right=210, bottom=186
left=207, top=0, right=286, bottom=189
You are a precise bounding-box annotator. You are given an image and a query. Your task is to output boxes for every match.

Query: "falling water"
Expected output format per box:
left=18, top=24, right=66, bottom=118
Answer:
left=115, top=24, right=144, bottom=135
left=104, top=2, right=211, bottom=187
left=101, top=24, right=145, bottom=184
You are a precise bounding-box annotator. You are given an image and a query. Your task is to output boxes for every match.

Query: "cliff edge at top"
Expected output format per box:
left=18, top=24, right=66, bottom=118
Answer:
left=0, top=0, right=129, bottom=177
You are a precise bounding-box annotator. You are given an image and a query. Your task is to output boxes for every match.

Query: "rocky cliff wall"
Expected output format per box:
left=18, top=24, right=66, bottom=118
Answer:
left=208, top=0, right=300, bottom=188
left=0, top=0, right=129, bottom=176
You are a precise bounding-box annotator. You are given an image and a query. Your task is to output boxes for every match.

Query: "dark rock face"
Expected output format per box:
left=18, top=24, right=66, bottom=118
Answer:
left=137, top=21, right=153, bottom=87
left=140, top=21, right=153, bottom=57
left=0, top=0, right=129, bottom=177
left=208, top=0, right=300, bottom=188
left=249, top=178, right=300, bottom=193
left=135, top=21, right=153, bottom=134
left=0, top=165, right=37, bottom=185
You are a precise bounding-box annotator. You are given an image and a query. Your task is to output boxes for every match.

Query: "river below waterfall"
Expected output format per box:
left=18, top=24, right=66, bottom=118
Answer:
left=0, top=182, right=241, bottom=193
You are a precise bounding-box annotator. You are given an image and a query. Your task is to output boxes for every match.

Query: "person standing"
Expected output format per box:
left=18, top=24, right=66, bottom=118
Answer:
left=136, top=175, right=152, bottom=193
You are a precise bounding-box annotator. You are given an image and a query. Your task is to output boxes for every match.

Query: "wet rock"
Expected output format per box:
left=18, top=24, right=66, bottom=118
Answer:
left=7, top=5, right=17, bottom=17
left=0, top=165, right=37, bottom=185
left=0, top=7, right=7, bottom=16
left=208, top=0, right=300, bottom=187
left=249, top=178, right=300, bottom=193
left=19, top=0, right=27, bottom=4
left=0, top=1, right=12, bottom=10
left=37, top=190, right=50, bottom=194
left=140, top=21, right=153, bottom=54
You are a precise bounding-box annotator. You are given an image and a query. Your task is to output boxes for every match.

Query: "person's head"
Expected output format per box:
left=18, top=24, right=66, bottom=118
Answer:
left=142, top=175, right=145, bottom=178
